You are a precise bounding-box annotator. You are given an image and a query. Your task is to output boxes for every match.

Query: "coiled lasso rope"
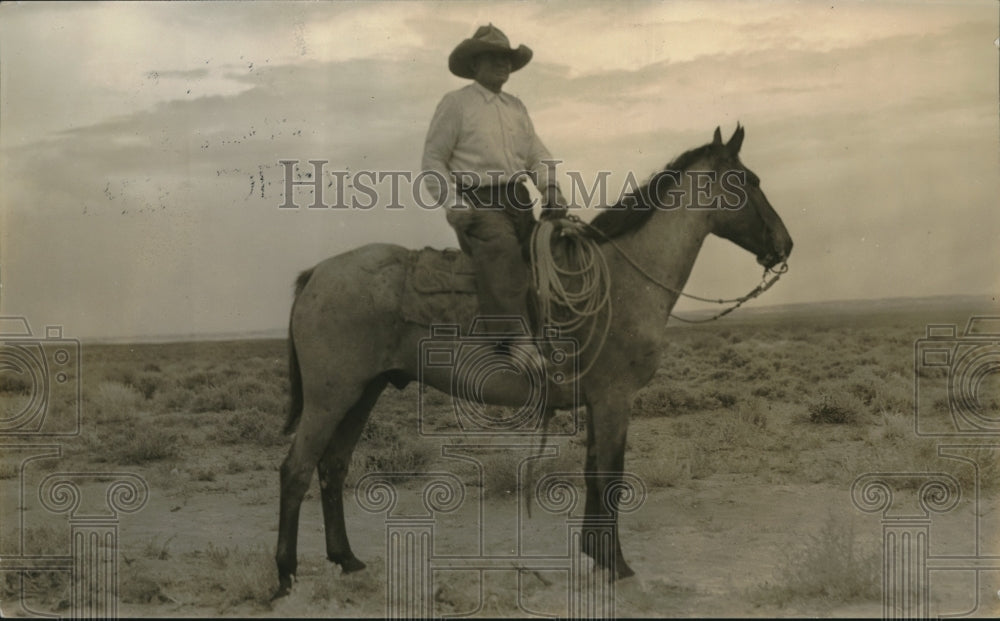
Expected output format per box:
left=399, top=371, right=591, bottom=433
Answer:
left=529, top=217, right=613, bottom=383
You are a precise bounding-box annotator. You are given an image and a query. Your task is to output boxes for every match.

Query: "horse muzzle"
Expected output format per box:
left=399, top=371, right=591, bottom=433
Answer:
left=757, top=233, right=793, bottom=269
left=757, top=251, right=785, bottom=270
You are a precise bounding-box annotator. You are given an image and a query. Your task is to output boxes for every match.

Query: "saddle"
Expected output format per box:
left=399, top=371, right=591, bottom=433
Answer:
left=400, top=220, right=591, bottom=331
left=400, top=247, right=480, bottom=327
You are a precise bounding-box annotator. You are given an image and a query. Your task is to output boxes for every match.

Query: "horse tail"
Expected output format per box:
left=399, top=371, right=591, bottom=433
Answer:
left=283, top=268, right=315, bottom=435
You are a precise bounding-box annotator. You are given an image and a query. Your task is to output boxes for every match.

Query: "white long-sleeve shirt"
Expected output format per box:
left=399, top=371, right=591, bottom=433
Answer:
left=421, top=82, right=557, bottom=204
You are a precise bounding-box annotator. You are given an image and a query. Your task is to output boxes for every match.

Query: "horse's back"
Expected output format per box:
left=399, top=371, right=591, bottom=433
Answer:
left=296, top=242, right=478, bottom=321
left=314, top=242, right=412, bottom=275
left=295, top=243, right=411, bottom=320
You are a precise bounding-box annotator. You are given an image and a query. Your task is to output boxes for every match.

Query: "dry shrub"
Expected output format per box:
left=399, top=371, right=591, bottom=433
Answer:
left=92, top=381, right=143, bottom=422
left=311, top=556, right=384, bottom=606
left=807, top=392, right=865, bottom=424
left=845, top=366, right=911, bottom=415
left=353, top=440, right=435, bottom=484
left=632, top=384, right=719, bottom=417
left=0, top=373, right=32, bottom=394
left=717, top=345, right=750, bottom=368
left=0, top=462, right=20, bottom=480
left=119, top=571, right=163, bottom=604
left=198, top=543, right=276, bottom=611
left=751, top=516, right=880, bottom=605
left=866, top=415, right=1000, bottom=494
left=88, top=423, right=181, bottom=464
left=154, top=385, right=194, bottom=411
left=478, top=450, right=524, bottom=498
left=632, top=453, right=691, bottom=488
left=1, top=524, right=70, bottom=609
left=346, top=414, right=435, bottom=485
left=189, top=383, right=239, bottom=413
left=212, top=407, right=285, bottom=446
left=634, top=439, right=713, bottom=487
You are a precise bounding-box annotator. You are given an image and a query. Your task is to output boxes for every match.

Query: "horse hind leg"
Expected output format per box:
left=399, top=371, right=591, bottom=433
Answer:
left=274, top=380, right=369, bottom=599
left=317, top=375, right=389, bottom=574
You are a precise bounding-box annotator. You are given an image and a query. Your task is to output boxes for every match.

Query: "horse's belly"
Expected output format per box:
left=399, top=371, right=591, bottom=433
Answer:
left=416, top=340, right=579, bottom=411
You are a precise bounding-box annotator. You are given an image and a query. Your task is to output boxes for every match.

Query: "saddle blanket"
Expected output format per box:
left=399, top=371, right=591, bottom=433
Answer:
left=400, top=247, right=480, bottom=327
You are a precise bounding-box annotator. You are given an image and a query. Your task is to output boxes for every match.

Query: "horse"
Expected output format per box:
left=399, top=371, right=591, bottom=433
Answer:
left=273, top=125, right=793, bottom=598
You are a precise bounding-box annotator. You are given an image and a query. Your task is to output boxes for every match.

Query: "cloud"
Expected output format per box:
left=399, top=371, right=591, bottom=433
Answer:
left=1, top=2, right=997, bottom=338
left=148, top=68, right=210, bottom=80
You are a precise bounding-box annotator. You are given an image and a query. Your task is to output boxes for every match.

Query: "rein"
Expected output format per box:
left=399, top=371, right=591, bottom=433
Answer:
left=529, top=214, right=789, bottom=376
left=567, top=211, right=788, bottom=323
left=582, top=215, right=789, bottom=323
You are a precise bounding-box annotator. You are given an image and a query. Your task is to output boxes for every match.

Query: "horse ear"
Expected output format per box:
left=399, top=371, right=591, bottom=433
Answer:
left=712, top=126, right=723, bottom=145
left=727, top=124, right=745, bottom=154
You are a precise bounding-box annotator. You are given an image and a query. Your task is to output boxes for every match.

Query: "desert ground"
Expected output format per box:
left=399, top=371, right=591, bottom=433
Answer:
left=2, top=295, right=998, bottom=618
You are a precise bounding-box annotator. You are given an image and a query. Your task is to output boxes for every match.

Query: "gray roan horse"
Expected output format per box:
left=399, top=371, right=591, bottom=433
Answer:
left=274, top=125, right=793, bottom=598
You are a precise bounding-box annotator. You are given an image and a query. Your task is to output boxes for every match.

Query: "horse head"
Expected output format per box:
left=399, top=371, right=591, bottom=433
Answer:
left=691, top=125, right=793, bottom=270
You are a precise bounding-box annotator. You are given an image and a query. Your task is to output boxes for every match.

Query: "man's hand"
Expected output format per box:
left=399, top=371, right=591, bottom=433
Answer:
left=540, top=185, right=568, bottom=220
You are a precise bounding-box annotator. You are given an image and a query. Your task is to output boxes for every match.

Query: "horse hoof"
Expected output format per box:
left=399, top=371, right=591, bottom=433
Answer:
left=271, top=575, right=294, bottom=601
left=339, top=557, right=367, bottom=574
left=617, top=563, right=635, bottom=580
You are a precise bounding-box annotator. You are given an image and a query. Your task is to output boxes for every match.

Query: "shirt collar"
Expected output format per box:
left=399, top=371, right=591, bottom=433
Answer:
left=471, top=81, right=507, bottom=103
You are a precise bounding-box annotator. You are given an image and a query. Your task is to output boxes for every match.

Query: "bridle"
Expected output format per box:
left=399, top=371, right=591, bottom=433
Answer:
left=571, top=211, right=789, bottom=324
left=529, top=200, right=788, bottom=381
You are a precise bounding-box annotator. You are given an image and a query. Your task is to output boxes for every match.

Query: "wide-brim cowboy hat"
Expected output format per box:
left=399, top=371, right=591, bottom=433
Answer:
left=448, top=24, right=533, bottom=80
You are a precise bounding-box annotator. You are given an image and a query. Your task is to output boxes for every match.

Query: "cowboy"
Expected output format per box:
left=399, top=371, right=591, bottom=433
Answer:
left=422, top=24, right=567, bottom=356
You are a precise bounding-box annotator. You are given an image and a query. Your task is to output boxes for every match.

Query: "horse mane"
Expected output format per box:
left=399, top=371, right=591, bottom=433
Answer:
left=584, top=143, right=718, bottom=241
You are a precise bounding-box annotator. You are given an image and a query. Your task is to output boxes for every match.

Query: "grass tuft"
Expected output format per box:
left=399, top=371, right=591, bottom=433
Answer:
left=750, top=515, right=880, bottom=606
left=92, top=381, right=143, bottom=422
left=807, top=392, right=865, bottom=424
left=87, top=424, right=181, bottom=464
left=211, top=407, right=286, bottom=446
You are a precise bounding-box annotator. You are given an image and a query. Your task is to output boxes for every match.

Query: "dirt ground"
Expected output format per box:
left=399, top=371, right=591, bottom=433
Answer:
left=5, top=429, right=996, bottom=619
left=3, top=300, right=999, bottom=617
left=100, top=468, right=1000, bottom=617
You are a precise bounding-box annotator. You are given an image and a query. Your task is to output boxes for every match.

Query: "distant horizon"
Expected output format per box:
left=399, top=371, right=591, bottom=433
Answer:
left=73, top=292, right=998, bottom=345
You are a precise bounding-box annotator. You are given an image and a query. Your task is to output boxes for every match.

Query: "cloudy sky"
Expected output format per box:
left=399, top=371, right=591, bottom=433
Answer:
left=1, top=0, right=997, bottom=340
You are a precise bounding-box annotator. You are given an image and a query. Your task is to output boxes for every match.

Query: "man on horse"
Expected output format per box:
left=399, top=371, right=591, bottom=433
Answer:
left=422, top=24, right=568, bottom=363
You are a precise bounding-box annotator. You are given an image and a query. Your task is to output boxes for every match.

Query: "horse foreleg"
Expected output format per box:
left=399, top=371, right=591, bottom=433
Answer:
left=581, top=398, right=634, bottom=579
left=317, top=376, right=387, bottom=573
